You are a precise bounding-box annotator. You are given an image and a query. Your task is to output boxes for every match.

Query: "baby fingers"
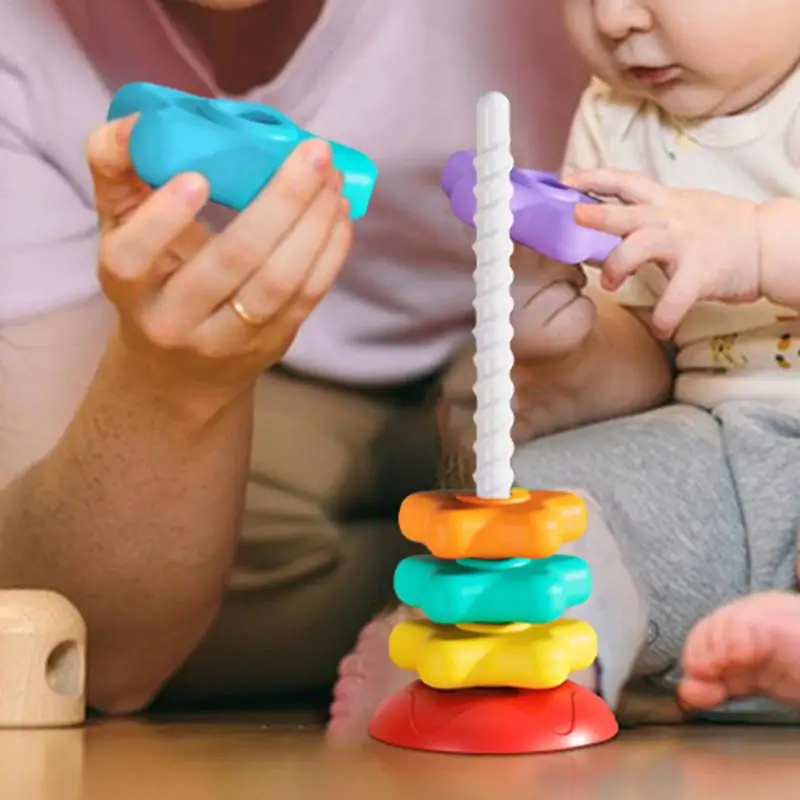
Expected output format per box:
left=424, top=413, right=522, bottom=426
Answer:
left=601, top=227, right=678, bottom=290
left=565, top=168, right=668, bottom=205
left=652, top=271, right=701, bottom=340
left=575, top=201, right=667, bottom=238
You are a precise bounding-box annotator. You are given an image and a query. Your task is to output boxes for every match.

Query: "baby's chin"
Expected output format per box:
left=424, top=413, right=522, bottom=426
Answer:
left=618, top=78, right=771, bottom=122
left=655, top=89, right=754, bottom=121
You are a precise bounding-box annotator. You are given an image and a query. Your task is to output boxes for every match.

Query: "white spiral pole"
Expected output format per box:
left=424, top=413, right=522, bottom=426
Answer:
left=472, top=91, right=515, bottom=500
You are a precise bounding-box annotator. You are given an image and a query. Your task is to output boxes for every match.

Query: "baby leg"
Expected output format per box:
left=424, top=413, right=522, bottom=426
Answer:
left=681, top=591, right=800, bottom=709
left=511, top=403, right=752, bottom=709
left=675, top=400, right=800, bottom=719
left=328, top=605, right=418, bottom=740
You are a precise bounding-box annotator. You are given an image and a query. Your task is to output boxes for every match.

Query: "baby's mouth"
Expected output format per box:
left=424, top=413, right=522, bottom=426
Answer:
left=625, top=64, right=681, bottom=86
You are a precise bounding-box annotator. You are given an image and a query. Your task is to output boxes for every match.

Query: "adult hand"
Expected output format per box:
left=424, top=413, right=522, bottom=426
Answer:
left=89, top=115, right=353, bottom=398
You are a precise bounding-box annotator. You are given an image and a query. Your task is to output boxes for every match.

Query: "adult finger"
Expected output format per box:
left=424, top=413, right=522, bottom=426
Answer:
left=602, top=227, right=676, bottom=290
left=99, top=172, right=210, bottom=285
left=215, top=180, right=344, bottom=332
left=198, top=198, right=351, bottom=350
left=575, top=201, right=666, bottom=238
left=564, top=168, right=667, bottom=205
left=277, top=207, right=354, bottom=328
left=511, top=249, right=586, bottom=309
left=511, top=282, right=597, bottom=359
left=159, top=138, right=334, bottom=326
left=86, top=116, right=148, bottom=225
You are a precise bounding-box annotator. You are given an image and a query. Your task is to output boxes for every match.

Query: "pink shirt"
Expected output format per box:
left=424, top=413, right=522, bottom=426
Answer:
left=1, top=0, right=587, bottom=384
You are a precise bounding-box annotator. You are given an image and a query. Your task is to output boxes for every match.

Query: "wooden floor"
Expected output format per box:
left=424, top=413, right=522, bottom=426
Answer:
left=3, top=711, right=799, bottom=800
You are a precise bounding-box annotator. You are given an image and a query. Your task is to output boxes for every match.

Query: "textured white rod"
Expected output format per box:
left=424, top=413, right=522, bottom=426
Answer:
left=472, top=91, right=515, bottom=500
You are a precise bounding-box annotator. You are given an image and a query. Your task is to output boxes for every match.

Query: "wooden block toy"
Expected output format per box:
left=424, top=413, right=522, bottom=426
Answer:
left=0, top=590, right=86, bottom=728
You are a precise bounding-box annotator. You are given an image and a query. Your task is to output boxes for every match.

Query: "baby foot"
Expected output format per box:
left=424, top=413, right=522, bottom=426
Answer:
left=327, top=606, right=417, bottom=740
left=680, top=592, right=800, bottom=710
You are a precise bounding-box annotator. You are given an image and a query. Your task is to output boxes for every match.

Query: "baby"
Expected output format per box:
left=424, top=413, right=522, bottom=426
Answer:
left=328, top=0, right=800, bottom=736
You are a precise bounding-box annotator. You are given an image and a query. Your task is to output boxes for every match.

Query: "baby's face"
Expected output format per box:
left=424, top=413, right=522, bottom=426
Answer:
left=562, top=0, right=800, bottom=119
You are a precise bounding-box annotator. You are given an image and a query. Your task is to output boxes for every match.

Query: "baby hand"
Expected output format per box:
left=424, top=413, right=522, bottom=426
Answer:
left=565, top=169, right=761, bottom=339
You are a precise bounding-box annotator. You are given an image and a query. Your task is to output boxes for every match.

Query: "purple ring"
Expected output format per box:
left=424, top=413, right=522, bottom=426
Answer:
left=441, top=150, right=620, bottom=264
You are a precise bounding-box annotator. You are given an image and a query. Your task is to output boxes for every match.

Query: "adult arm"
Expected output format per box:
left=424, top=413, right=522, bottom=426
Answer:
left=0, top=110, right=252, bottom=714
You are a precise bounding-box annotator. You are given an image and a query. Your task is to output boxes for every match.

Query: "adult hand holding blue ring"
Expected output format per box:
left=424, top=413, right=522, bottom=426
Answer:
left=107, top=82, right=378, bottom=220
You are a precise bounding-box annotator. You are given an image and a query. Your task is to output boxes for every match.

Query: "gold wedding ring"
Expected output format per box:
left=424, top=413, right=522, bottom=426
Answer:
left=229, top=298, right=264, bottom=327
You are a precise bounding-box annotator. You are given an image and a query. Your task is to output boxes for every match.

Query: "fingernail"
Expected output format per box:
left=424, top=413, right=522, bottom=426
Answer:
left=114, top=115, right=139, bottom=146
left=173, top=173, right=209, bottom=206
left=302, top=139, right=332, bottom=169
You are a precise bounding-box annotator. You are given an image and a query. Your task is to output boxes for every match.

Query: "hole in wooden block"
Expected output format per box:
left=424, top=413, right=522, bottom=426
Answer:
left=45, top=640, right=82, bottom=697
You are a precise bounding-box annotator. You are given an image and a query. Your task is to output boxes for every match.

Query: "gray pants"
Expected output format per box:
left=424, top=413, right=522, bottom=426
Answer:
left=512, top=400, right=800, bottom=719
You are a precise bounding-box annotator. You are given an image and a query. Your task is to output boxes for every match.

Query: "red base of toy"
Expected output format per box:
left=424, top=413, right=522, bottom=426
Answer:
left=368, top=680, right=618, bottom=755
